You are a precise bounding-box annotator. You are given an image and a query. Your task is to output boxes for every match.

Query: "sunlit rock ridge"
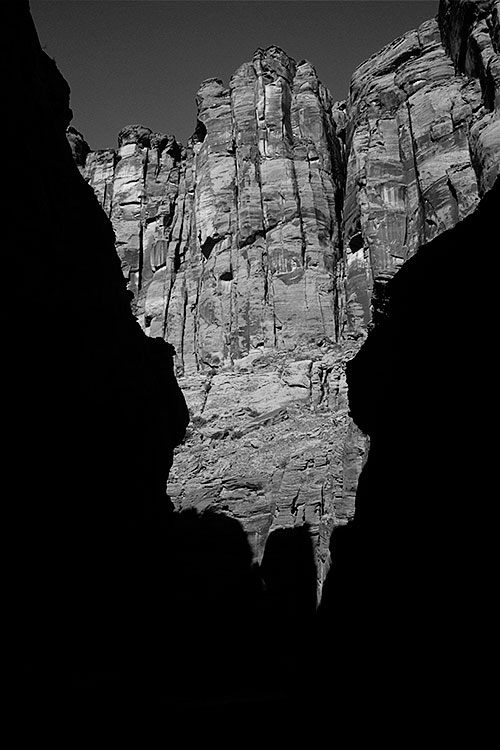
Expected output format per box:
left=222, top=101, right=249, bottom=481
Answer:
left=71, top=0, right=499, bottom=590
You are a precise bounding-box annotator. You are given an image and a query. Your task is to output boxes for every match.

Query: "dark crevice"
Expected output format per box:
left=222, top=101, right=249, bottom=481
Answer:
left=137, top=223, right=144, bottom=292
left=447, top=176, right=459, bottom=205
left=192, top=119, right=207, bottom=144
left=348, top=232, right=364, bottom=253
left=166, top=139, right=183, bottom=162
left=200, top=234, right=220, bottom=259
left=173, top=241, right=182, bottom=273
left=238, top=227, right=266, bottom=249
left=481, top=63, right=496, bottom=111
left=406, top=100, right=427, bottom=245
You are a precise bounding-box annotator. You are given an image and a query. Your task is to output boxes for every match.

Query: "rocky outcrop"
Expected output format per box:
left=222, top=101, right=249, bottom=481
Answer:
left=344, top=4, right=499, bottom=333
left=71, top=0, right=499, bottom=591
left=146, top=49, right=345, bottom=366
left=164, top=50, right=355, bottom=590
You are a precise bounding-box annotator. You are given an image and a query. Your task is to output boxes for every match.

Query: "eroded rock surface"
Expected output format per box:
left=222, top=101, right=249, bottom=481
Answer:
left=76, top=46, right=351, bottom=589
left=318, top=175, right=499, bottom=734
left=344, top=5, right=500, bottom=333
left=73, top=0, right=499, bottom=590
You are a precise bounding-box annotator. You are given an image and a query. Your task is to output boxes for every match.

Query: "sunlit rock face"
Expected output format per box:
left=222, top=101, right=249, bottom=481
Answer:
left=165, top=48, right=350, bottom=589
left=77, top=47, right=350, bottom=590
left=162, top=48, right=345, bottom=372
left=75, top=0, right=499, bottom=591
left=80, top=124, right=183, bottom=320
left=344, top=3, right=499, bottom=333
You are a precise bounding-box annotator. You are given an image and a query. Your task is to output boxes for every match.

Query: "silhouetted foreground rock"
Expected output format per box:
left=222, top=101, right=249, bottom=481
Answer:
left=11, top=5, right=314, bottom=734
left=10, top=1, right=196, bottom=728
left=318, top=177, right=498, bottom=738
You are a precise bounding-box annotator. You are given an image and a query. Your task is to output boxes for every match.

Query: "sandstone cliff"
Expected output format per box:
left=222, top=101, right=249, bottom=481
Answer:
left=72, top=0, right=499, bottom=592
left=75, top=47, right=353, bottom=589
left=344, top=0, right=499, bottom=332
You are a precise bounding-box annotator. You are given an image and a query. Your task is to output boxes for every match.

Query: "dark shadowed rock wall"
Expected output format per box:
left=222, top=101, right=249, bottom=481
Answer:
left=317, top=175, right=498, bottom=740
left=11, top=0, right=189, bottom=714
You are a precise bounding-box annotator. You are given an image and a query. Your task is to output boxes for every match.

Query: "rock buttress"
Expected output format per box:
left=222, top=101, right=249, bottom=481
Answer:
left=344, top=2, right=499, bottom=334
left=82, top=46, right=350, bottom=592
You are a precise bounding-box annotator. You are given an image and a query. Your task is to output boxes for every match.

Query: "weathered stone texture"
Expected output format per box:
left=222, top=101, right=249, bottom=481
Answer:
left=344, top=4, right=499, bottom=333
left=167, top=341, right=359, bottom=589
left=73, top=0, right=499, bottom=591
left=76, top=47, right=348, bottom=590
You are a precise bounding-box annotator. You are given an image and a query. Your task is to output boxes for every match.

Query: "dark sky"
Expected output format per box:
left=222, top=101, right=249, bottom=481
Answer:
left=30, top=0, right=438, bottom=150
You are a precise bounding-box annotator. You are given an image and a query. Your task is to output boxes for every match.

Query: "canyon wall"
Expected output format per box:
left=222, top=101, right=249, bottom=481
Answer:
left=74, top=0, right=499, bottom=589
left=344, top=0, right=499, bottom=332
left=14, top=0, right=498, bottom=729
left=13, top=0, right=189, bottom=693
left=75, top=48, right=354, bottom=588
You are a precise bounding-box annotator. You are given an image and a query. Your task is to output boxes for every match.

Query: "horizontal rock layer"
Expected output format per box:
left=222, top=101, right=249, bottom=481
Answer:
left=74, top=0, right=499, bottom=589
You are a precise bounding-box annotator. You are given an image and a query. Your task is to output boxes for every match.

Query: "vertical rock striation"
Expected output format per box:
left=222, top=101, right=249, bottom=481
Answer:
left=74, top=0, right=499, bottom=592
left=79, top=46, right=350, bottom=590
left=163, top=48, right=345, bottom=373
left=168, top=48, right=349, bottom=589
left=344, top=4, right=499, bottom=334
